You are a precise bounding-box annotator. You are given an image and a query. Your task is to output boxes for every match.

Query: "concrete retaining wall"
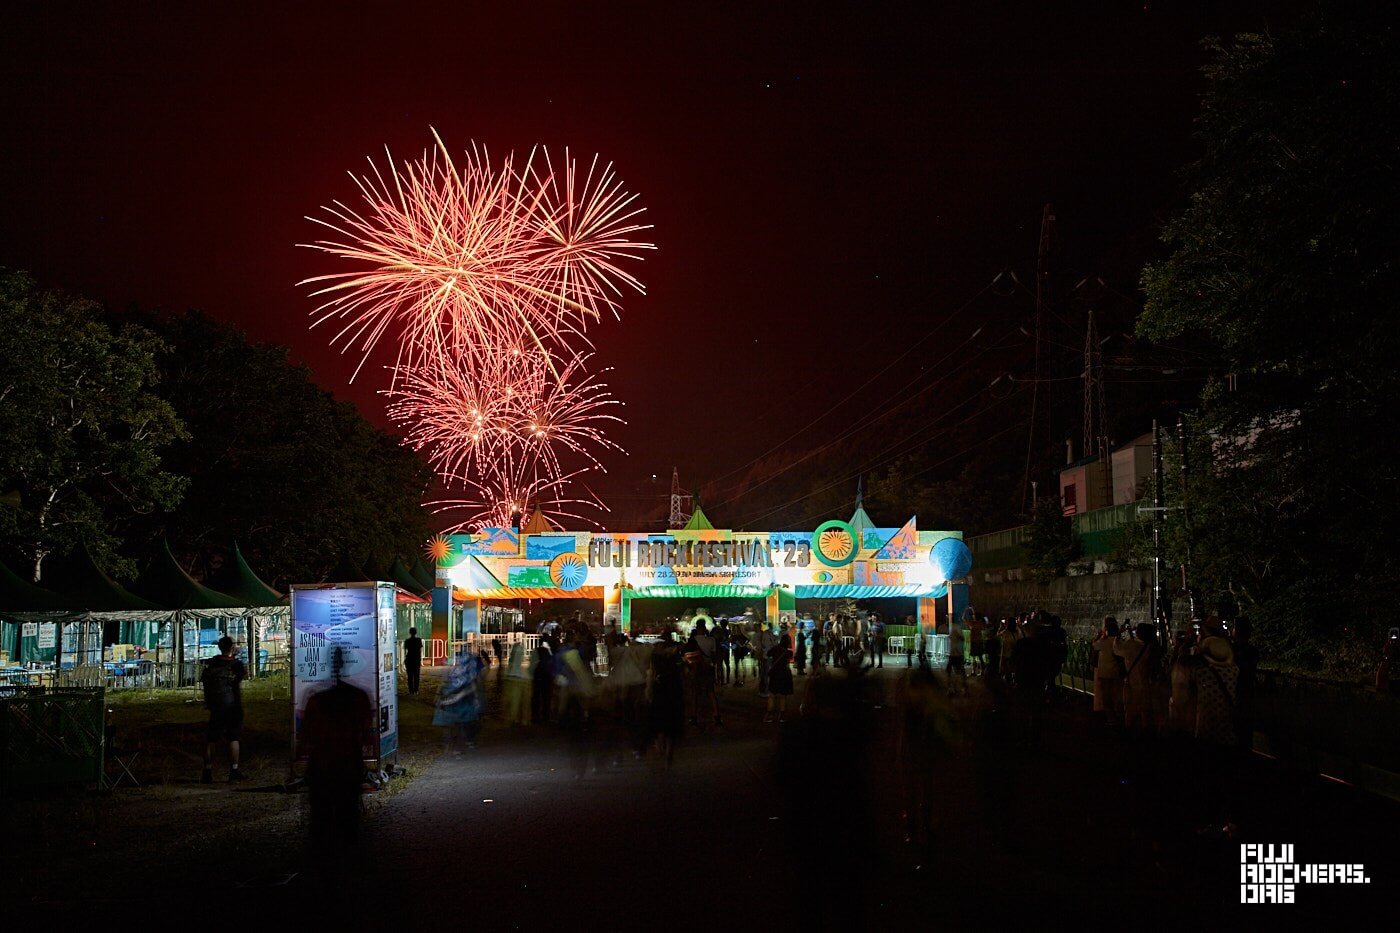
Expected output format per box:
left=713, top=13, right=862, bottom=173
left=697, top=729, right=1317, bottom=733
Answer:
left=968, top=569, right=1152, bottom=637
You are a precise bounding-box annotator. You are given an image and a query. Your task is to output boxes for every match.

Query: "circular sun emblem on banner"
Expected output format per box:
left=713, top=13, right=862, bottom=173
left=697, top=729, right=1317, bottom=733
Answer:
left=811, top=519, right=858, bottom=567
left=549, top=552, right=588, bottom=590
left=425, top=534, right=451, bottom=565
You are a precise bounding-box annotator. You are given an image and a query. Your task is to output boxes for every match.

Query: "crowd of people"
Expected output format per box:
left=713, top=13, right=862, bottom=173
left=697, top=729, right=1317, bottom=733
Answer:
left=412, top=605, right=1263, bottom=840
left=421, top=611, right=914, bottom=769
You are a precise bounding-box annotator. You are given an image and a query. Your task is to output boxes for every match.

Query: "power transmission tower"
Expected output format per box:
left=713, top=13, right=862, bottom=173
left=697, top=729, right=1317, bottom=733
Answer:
left=1022, top=203, right=1056, bottom=511
left=668, top=467, right=691, bottom=529
left=1082, top=307, right=1108, bottom=460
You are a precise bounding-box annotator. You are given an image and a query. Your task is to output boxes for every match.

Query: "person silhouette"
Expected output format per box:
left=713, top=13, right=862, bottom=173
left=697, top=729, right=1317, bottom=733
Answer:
left=303, top=645, right=373, bottom=850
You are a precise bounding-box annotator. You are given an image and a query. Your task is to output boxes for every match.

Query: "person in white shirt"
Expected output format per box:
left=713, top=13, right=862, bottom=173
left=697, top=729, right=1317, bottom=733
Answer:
left=755, top=623, right=779, bottom=698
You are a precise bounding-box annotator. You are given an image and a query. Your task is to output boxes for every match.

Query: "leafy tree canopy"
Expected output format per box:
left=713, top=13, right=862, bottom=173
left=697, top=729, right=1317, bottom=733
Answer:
left=1139, top=7, right=1400, bottom=670
left=0, top=270, right=186, bottom=581
left=1025, top=495, right=1079, bottom=584
left=126, top=310, right=433, bottom=588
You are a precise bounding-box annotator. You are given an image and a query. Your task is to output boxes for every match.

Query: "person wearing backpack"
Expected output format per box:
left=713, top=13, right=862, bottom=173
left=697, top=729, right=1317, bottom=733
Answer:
left=201, top=635, right=247, bottom=784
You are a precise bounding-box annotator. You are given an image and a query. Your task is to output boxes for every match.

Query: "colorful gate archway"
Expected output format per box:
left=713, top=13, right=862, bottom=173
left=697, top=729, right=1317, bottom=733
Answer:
left=428, top=510, right=971, bottom=634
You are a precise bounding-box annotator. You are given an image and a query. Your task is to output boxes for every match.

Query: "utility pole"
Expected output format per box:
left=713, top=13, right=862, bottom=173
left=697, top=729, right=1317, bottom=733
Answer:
left=1151, top=420, right=1167, bottom=636
left=1082, top=308, right=1108, bottom=457
left=1021, top=203, right=1056, bottom=512
left=1082, top=305, right=1112, bottom=509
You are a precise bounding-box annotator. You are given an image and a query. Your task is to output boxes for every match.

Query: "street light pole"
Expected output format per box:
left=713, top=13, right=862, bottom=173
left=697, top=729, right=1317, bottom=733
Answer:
left=1151, top=420, right=1166, bottom=634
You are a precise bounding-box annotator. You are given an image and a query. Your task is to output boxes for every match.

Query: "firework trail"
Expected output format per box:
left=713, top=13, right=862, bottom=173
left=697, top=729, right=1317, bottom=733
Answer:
left=302, top=131, right=649, bottom=529
left=384, top=347, right=623, bottom=488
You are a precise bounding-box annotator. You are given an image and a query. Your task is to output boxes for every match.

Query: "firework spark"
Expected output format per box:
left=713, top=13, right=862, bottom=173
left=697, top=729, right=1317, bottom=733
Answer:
left=303, top=131, right=648, bottom=531
left=301, top=132, right=653, bottom=382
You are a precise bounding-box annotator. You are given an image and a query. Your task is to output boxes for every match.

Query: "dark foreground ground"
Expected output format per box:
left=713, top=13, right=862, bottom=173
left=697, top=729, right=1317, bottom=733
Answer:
left=3, top=663, right=1394, bottom=931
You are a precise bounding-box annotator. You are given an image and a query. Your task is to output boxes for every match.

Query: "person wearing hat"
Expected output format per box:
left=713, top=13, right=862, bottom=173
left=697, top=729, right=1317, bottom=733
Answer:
left=1192, top=632, right=1241, bottom=836
left=1193, top=634, right=1238, bottom=747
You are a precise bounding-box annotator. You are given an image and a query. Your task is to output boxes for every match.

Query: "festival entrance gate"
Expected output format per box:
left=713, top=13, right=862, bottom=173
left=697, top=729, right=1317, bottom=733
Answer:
left=425, top=509, right=973, bottom=641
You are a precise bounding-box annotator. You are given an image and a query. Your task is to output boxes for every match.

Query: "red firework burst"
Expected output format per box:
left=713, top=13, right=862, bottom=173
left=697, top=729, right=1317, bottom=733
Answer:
left=302, top=130, right=649, bottom=528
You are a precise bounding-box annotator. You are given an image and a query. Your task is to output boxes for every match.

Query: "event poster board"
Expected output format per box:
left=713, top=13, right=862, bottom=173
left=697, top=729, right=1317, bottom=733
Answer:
left=291, top=582, right=398, bottom=763
left=376, top=583, right=399, bottom=756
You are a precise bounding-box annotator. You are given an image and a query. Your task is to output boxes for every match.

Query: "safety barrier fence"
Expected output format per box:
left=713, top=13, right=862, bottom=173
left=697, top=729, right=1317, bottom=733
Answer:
left=1055, top=636, right=1400, bottom=801
left=0, top=686, right=105, bottom=788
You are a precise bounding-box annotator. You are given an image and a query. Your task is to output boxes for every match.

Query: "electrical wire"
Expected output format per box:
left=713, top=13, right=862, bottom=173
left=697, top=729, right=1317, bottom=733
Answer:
left=734, top=396, right=1027, bottom=529
left=713, top=320, right=1022, bottom=508
left=699, top=279, right=998, bottom=492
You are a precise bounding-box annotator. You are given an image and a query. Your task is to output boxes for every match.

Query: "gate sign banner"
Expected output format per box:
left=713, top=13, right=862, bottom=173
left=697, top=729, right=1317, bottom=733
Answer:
left=290, top=582, right=398, bottom=762
left=431, top=517, right=967, bottom=599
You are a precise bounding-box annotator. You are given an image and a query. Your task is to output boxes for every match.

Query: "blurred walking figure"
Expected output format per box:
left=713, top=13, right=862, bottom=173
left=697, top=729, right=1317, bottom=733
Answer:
left=1010, top=622, right=1052, bottom=748
left=982, top=615, right=1000, bottom=678
left=200, top=635, right=246, bottom=784
left=869, top=614, right=885, bottom=669
left=780, top=658, right=875, bottom=930
left=648, top=627, right=686, bottom=767
left=716, top=619, right=732, bottom=685
left=435, top=651, right=485, bottom=752
left=765, top=623, right=794, bottom=722
left=608, top=630, right=651, bottom=757
left=795, top=626, right=808, bottom=676
left=503, top=637, right=531, bottom=725
left=303, top=646, right=372, bottom=849
left=531, top=633, right=556, bottom=724
left=968, top=611, right=985, bottom=676
left=403, top=626, right=423, bottom=696
left=945, top=616, right=968, bottom=696
left=556, top=630, right=600, bottom=777
left=731, top=625, right=751, bottom=686
left=896, top=660, right=953, bottom=846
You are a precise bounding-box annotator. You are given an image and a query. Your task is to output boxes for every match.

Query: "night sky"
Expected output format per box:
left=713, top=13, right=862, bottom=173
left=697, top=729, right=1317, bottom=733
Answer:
left=0, top=2, right=1298, bottom=525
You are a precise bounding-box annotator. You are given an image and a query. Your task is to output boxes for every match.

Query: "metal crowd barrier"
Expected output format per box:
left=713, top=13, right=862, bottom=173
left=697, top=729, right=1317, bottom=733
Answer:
left=0, top=686, right=105, bottom=788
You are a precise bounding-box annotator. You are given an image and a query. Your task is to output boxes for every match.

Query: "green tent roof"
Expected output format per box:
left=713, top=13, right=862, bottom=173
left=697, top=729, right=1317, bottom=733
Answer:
left=390, top=557, right=428, bottom=596
left=209, top=543, right=284, bottom=608
left=53, top=545, right=162, bottom=612
left=848, top=505, right=877, bottom=541
left=328, top=554, right=370, bottom=583
left=411, top=555, right=437, bottom=591
left=682, top=504, right=714, bottom=531
left=136, top=540, right=243, bottom=610
left=0, top=556, right=68, bottom=611
left=363, top=555, right=390, bottom=582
